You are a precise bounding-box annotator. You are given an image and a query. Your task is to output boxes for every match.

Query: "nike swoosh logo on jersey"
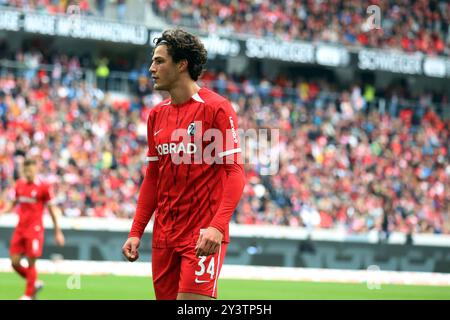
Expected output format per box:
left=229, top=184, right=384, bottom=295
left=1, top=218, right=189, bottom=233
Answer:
left=195, top=278, right=210, bottom=284
left=154, top=129, right=163, bottom=136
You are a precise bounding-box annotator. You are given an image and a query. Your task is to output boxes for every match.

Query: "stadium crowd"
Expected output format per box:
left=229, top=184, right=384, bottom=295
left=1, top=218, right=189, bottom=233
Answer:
left=0, top=49, right=449, bottom=235
left=0, top=0, right=128, bottom=20
left=152, top=0, right=450, bottom=56
left=2, top=0, right=449, bottom=56
left=1, top=0, right=92, bottom=14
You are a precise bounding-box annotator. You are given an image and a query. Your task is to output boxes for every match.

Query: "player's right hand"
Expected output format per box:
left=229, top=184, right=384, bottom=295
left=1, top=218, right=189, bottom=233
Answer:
left=55, top=230, right=65, bottom=246
left=122, top=237, right=140, bottom=262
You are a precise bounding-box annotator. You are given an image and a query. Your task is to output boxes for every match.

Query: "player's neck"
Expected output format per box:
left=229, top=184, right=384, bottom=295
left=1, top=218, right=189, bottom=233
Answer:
left=169, top=80, right=201, bottom=105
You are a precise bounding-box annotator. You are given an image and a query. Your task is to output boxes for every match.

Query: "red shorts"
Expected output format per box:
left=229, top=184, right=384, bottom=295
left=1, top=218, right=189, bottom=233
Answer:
left=152, top=241, right=228, bottom=300
left=9, top=230, right=44, bottom=258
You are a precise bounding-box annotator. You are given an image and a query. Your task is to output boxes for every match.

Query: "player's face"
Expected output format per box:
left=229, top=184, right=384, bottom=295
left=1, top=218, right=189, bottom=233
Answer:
left=150, top=45, right=179, bottom=91
left=23, top=164, right=37, bottom=182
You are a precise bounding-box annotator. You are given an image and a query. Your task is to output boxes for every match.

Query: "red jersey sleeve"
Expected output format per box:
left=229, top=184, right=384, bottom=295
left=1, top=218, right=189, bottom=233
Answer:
left=213, top=100, right=242, bottom=164
left=12, top=182, right=19, bottom=202
left=129, top=109, right=160, bottom=239
left=208, top=162, right=245, bottom=236
left=209, top=99, right=246, bottom=236
left=41, top=183, right=53, bottom=204
left=145, top=110, right=159, bottom=163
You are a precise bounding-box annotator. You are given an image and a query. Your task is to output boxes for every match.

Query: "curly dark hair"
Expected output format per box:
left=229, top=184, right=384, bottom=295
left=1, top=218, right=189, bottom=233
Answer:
left=153, top=28, right=208, bottom=81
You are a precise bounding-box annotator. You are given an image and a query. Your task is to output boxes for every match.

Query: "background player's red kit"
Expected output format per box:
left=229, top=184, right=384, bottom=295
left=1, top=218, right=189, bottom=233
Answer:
left=9, top=179, right=52, bottom=258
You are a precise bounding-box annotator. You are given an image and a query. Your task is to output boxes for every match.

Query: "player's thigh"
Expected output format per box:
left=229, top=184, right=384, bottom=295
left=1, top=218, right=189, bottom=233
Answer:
left=9, top=230, right=26, bottom=257
left=177, top=292, right=212, bottom=300
left=24, top=234, right=44, bottom=259
left=152, top=246, right=181, bottom=300
left=178, top=243, right=228, bottom=299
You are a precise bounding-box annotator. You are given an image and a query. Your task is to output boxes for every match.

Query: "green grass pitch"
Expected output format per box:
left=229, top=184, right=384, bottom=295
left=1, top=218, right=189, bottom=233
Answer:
left=1, top=272, right=449, bottom=300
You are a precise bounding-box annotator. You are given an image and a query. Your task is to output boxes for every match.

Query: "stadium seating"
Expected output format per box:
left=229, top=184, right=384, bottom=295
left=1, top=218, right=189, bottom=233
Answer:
left=0, top=48, right=449, bottom=234
left=1, top=0, right=93, bottom=15
left=3, top=1, right=449, bottom=55
left=151, top=0, right=450, bottom=55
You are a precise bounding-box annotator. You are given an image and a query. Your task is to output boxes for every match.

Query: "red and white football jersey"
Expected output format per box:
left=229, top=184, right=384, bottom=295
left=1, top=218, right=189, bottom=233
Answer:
left=145, top=87, right=241, bottom=247
left=13, top=178, right=52, bottom=236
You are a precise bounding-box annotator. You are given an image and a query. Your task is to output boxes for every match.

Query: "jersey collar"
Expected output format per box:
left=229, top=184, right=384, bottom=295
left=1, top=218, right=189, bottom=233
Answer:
left=192, top=92, right=205, bottom=103
left=166, top=88, right=205, bottom=106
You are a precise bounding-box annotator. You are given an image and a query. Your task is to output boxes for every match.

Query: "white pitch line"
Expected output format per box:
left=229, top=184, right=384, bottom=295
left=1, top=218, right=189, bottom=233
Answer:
left=1, top=259, right=450, bottom=286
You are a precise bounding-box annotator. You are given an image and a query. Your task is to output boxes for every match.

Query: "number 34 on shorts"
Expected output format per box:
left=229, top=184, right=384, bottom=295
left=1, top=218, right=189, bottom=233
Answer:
left=194, top=256, right=216, bottom=283
left=181, top=243, right=228, bottom=298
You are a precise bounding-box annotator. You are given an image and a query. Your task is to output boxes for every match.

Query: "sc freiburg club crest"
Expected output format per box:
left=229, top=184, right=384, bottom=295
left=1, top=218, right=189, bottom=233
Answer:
left=187, top=122, right=196, bottom=136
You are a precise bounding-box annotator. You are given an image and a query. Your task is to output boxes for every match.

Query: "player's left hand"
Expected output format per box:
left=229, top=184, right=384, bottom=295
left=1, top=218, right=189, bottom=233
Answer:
left=54, top=230, right=65, bottom=246
left=195, top=227, right=223, bottom=257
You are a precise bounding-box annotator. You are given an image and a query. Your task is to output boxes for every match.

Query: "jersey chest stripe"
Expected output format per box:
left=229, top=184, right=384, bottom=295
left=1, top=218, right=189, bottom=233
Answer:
left=165, top=107, right=170, bottom=131
left=151, top=111, right=157, bottom=135
left=199, top=164, right=214, bottom=218
left=191, top=172, right=202, bottom=222
left=173, top=106, right=181, bottom=189
left=168, top=155, right=176, bottom=222
left=183, top=106, right=203, bottom=221
left=203, top=105, right=206, bottom=125
left=189, top=104, right=201, bottom=123
left=177, top=107, right=188, bottom=127
left=155, top=106, right=170, bottom=133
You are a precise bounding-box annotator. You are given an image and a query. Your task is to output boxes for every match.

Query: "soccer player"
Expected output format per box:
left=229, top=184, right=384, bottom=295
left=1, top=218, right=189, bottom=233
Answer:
left=0, top=159, right=65, bottom=300
left=122, top=28, right=246, bottom=300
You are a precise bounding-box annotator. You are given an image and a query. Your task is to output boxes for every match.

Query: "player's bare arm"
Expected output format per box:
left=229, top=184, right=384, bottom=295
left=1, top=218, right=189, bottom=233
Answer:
left=48, top=204, right=65, bottom=246
left=0, top=200, right=16, bottom=215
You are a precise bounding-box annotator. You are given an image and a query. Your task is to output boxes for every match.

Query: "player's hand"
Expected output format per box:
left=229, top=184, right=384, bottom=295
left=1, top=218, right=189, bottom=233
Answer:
left=195, top=227, right=223, bottom=257
left=54, top=230, right=65, bottom=246
left=122, top=237, right=140, bottom=262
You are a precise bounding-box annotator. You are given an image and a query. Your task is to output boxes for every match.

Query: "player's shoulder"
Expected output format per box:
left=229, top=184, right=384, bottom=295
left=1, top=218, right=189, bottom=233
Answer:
left=15, top=178, right=25, bottom=188
left=198, top=87, right=230, bottom=110
left=151, top=98, right=171, bottom=114
left=146, top=99, right=171, bottom=125
left=35, top=177, right=51, bottom=189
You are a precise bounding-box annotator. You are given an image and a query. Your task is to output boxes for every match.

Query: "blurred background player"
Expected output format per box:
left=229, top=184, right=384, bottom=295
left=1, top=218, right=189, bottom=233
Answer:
left=122, top=29, right=246, bottom=300
left=0, top=159, right=65, bottom=300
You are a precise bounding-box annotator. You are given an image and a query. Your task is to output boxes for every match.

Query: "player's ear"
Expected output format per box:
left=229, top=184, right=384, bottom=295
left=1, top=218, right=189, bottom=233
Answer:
left=177, top=59, right=188, bottom=73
